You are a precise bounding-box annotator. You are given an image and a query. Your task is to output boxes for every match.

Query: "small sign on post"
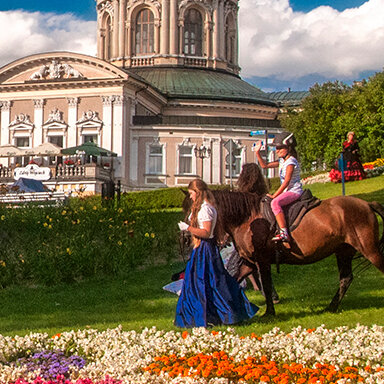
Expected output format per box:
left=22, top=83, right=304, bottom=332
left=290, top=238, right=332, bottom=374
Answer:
left=338, top=152, right=347, bottom=196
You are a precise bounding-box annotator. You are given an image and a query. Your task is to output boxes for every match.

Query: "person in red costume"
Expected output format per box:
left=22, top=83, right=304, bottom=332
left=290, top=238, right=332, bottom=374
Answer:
left=330, top=131, right=366, bottom=183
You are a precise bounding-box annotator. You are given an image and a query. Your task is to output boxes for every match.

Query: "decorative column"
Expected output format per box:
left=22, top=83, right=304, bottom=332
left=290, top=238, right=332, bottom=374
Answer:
left=101, top=96, right=114, bottom=151
left=67, top=98, right=79, bottom=148
left=160, top=0, right=170, bottom=55
left=112, top=95, right=125, bottom=178
left=169, top=0, right=178, bottom=54
left=218, top=0, right=225, bottom=59
left=211, top=138, right=221, bottom=184
left=178, top=20, right=184, bottom=54
left=154, top=20, right=161, bottom=54
left=0, top=101, right=11, bottom=146
left=118, top=0, right=126, bottom=58
left=113, top=0, right=120, bottom=59
left=126, top=21, right=132, bottom=58
left=212, top=0, right=219, bottom=59
left=206, top=21, right=212, bottom=59
left=32, top=99, right=44, bottom=146
left=129, top=99, right=138, bottom=184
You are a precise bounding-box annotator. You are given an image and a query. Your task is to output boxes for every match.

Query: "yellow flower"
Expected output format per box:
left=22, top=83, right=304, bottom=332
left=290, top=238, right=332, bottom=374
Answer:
left=117, top=241, right=122, bottom=246
left=79, top=206, right=84, bottom=211
left=43, top=222, right=48, bottom=227
left=145, top=233, right=150, bottom=237
left=61, top=210, right=67, bottom=215
left=0, top=215, right=5, bottom=220
left=0, top=260, right=5, bottom=267
left=93, top=205, right=98, bottom=210
left=118, top=208, right=123, bottom=213
left=151, top=233, right=155, bottom=238
left=66, top=248, right=72, bottom=255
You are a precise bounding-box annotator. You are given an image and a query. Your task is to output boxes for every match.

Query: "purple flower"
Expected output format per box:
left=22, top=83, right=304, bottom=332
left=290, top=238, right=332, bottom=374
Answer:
left=15, top=349, right=86, bottom=380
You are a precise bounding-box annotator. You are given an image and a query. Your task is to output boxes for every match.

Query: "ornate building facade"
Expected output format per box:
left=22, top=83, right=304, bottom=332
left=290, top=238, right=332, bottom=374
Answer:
left=0, top=0, right=281, bottom=192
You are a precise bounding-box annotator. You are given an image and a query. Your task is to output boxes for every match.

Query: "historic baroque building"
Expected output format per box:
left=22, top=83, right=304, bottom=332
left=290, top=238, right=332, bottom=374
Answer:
left=0, top=0, right=281, bottom=192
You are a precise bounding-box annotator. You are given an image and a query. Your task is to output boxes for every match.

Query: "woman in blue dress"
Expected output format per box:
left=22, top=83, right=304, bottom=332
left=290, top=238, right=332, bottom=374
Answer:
left=175, top=179, right=258, bottom=328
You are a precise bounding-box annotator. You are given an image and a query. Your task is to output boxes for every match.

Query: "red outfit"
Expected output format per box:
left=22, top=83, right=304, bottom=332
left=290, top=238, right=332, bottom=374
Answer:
left=330, top=140, right=366, bottom=183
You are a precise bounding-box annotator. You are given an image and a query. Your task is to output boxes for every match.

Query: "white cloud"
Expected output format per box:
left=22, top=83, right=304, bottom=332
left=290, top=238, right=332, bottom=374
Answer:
left=239, top=0, right=384, bottom=81
left=0, top=10, right=96, bottom=67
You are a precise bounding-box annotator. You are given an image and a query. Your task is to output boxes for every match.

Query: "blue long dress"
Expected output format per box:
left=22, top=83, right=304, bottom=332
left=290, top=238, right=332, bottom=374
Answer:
left=175, top=203, right=258, bottom=328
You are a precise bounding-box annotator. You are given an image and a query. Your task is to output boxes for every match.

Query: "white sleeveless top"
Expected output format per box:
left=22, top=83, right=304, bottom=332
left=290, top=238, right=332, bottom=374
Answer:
left=279, top=156, right=303, bottom=195
left=189, top=201, right=217, bottom=238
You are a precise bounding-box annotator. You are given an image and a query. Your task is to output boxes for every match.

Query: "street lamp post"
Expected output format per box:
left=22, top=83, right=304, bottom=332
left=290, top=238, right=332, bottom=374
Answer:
left=194, top=145, right=211, bottom=181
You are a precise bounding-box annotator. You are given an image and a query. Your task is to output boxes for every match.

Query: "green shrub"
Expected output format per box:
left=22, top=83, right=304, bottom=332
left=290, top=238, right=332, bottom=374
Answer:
left=119, top=188, right=186, bottom=211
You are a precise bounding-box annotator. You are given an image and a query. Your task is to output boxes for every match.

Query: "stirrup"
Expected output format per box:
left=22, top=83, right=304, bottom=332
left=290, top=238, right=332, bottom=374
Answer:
left=272, top=232, right=290, bottom=242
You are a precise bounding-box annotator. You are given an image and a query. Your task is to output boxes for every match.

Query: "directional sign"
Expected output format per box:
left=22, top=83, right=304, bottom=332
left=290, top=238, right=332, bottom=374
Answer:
left=250, top=130, right=265, bottom=136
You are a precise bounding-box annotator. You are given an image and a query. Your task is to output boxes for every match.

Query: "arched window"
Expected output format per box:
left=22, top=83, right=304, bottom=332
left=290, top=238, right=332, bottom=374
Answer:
left=104, top=14, right=112, bottom=60
left=184, top=9, right=203, bottom=56
left=135, top=9, right=154, bottom=55
left=225, top=14, right=236, bottom=64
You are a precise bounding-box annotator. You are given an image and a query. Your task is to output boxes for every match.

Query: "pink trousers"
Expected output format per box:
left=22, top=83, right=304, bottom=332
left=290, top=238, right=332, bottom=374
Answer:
left=271, top=191, right=302, bottom=216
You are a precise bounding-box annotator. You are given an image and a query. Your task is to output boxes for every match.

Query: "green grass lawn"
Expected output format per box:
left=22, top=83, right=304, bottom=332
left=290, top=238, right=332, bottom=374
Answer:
left=0, top=175, right=383, bottom=337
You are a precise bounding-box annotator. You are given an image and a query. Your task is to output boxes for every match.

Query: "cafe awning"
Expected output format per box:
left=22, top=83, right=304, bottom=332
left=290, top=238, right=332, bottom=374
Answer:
left=23, top=142, right=62, bottom=156
left=0, top=144, right=24, bottom=157
left=61, top=142, right=117, bottom=157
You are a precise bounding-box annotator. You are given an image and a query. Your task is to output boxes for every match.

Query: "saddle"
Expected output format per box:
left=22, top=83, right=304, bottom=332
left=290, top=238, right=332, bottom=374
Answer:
left=261, top=189, right=321, bottom=234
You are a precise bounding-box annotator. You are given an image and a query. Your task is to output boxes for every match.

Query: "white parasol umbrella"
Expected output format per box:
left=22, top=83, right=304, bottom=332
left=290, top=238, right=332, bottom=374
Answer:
left=23, top=142, right=62, bottom=156
left=0, top=144, right=24, bottom=157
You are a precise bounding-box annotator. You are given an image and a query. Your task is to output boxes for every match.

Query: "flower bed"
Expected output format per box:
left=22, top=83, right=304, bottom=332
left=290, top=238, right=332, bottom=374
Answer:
left=1, top=325, right=384, bottom=383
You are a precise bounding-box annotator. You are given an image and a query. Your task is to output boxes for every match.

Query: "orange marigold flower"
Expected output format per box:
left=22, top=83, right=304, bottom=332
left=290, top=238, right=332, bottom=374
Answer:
left=182, top=331, right=189, bottom=339
left=260, top=375, right=270, bottom=382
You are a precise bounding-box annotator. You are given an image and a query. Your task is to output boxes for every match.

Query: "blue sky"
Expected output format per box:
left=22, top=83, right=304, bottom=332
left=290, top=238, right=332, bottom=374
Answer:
left=1, top=0, right=382, bottom=93
left=1, top=0, right=367, bottom=19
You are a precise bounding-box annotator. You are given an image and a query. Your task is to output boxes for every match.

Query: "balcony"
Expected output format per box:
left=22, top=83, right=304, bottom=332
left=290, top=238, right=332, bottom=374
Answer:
left=0, top=163, right=113, bottom=184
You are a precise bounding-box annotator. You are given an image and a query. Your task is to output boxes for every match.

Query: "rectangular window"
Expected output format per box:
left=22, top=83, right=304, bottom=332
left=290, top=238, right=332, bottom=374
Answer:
left=48, top=136, right=63, bottom=147
left=83, top=135, right=98, bottom=144
left=148, top=145, right=163, bottom=174
left=16, top=137, right=30, bottom=147
left=48, top=136, right=63, bottom=165
left=179, top=146, right=192, bottom=174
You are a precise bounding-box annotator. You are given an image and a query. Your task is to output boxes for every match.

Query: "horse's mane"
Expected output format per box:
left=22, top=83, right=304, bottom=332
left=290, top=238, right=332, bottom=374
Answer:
left=212, top=190, right=262, bottom=227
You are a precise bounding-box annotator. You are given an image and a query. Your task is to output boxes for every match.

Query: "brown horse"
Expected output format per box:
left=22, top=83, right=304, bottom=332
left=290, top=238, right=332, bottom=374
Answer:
left=182, top=189, right=384, bottom=316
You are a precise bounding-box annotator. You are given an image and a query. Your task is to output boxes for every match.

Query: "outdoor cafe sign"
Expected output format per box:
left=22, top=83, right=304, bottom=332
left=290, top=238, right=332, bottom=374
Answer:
left=14, top=164, right=51, bottom=181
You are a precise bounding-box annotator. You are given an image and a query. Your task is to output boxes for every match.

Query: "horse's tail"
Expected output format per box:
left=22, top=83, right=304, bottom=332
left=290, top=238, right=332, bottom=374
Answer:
left=369, top=201, right=384, bottom=255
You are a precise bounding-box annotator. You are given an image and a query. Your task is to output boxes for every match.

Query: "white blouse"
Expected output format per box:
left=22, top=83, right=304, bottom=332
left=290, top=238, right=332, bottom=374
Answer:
left=189, top=201, right=217, bottom=238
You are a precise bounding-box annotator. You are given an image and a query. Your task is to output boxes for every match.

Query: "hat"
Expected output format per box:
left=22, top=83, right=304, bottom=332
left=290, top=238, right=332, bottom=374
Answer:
left=273, top=132, right=297, bottom=147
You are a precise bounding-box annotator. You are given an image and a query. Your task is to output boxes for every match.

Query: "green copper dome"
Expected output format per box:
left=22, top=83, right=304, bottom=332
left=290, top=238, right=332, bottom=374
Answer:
left=128, top=67, right=276, bottom=106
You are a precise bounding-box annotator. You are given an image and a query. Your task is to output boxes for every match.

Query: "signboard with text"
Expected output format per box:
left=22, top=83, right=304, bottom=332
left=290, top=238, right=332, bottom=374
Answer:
left=14, top=164, right=51, bottom=181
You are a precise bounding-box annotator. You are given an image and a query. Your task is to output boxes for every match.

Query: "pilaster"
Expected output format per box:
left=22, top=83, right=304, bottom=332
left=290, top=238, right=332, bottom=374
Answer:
left=112, top=95, right=126, bottom=178
left=118, top=0, right=126, bottom=58
left=67, top=97, right=79, bottom=148
left=101, top=96, right=114, bottom=151
left=212, top=138, right=221, bottom=184
left=160, top=0, right=170, bottom=55
left=32, top=99, right=44, bottom=147
left=0, top=101, right=11, bottom=146
left=169, top=0, right=178, bottom=54
left=113, top=0, right=119, bottom=58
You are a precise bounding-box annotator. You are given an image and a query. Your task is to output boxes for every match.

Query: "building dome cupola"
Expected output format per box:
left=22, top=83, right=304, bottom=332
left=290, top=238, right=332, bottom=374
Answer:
left=96, top=0, right=240, bottom=74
